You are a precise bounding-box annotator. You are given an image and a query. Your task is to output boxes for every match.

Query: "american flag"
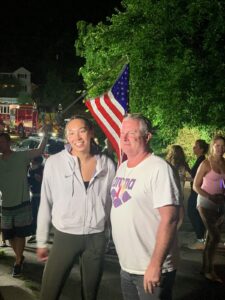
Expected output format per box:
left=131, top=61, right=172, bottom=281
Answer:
left=85, top=64, right=129, bottom=164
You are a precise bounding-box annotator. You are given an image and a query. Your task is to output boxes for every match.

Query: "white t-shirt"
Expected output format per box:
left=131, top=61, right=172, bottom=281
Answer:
left=111, top=155, right=181, bottom=275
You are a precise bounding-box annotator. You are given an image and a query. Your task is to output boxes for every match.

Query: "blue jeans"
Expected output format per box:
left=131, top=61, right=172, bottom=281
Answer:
left=120, top=269, right=176, bottom=300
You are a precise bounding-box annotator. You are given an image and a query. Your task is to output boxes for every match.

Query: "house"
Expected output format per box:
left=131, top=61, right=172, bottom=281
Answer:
left=0, top=67, right=32, bottom=102
left=12, top=67, right=32, bottom=94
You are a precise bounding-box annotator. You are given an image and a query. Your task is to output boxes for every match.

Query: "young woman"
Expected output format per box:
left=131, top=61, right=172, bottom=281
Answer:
left=36, top=115, right=115, bottom=300
left=166, top=145, right=191, bottom=229
left=187, top=140, right=208, bottom=249
left=166, top=145, right=191, bottom=192
left=194, top=135, right=225, bottom=283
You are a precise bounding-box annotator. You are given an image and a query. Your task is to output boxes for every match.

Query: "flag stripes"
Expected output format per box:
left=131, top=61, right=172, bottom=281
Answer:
left=86, top=93, right=125, bottom=161
left=85, top=64, right=129, bottom=164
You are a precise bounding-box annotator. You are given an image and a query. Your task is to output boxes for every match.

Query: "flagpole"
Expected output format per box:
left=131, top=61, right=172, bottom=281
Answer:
left=61, top=57, right=129, bottom=115
left=61, top=91, right=87, bottom=115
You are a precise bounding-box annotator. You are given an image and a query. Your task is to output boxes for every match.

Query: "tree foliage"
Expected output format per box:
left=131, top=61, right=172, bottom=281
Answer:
left=75, top=0, right=225, bottom=145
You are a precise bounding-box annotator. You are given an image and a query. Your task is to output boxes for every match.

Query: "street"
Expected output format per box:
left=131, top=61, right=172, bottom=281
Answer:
left=0, top=185, right=225, bottom=300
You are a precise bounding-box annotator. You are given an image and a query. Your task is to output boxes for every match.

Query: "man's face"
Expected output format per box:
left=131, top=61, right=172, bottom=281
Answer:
left=120, top=119, right=148, bottom=157
left=66, top=119, right=93, bottom=154
left=0, top=136, right=10, bottom=154
left=193, top=142, right=202, bottom=156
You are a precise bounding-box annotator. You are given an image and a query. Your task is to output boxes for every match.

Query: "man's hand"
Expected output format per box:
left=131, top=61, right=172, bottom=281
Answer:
left=143, top=205, right=178, bottom=294
left=37, top=247, right=49, bottom=262
left=144, top=263, right=161, bottom=294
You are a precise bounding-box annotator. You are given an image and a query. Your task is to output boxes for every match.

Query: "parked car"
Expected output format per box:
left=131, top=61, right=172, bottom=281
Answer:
left=12, top=136, right=65, bottom=158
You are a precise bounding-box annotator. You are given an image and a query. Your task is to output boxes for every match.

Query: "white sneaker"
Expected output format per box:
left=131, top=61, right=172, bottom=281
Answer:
left=217, top=242, right=225, bottom=248
left=188, top=239, right=205, bottom=250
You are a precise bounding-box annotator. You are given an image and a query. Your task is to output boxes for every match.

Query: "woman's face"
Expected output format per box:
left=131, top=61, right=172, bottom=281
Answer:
left=66, top=119, right=93, bottom=154
left=212, top=138, right=225, bottom=157
left=193, top=141, right=203, bottom=156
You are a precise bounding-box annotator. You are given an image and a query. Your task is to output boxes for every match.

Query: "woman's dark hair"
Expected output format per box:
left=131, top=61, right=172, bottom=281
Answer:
left=195, top=139, right=209, bottom=155
left=166, top=145, right=186, bottom=169
left=68, top=115, right=93, bottom=130
left=66, top=115, right=102, bottom=155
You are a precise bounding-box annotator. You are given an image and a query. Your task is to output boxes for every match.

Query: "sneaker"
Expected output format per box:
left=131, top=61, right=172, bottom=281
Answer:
left=0, top=242, right=8, bottom=248
left=12, top=256, right=25, bottom=277
left=27, top=235, right=36, bottom=243
left=217, top=242, right=225, bottom=249
left=204, top=272, right=223, bottom=283
left=188, top=239, right=205, bottom=250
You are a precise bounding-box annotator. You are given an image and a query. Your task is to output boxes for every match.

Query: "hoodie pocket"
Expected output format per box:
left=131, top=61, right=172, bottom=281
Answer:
left=53, top=198, right=84, bottom=229
left=89, top=195, right=106, bottom=229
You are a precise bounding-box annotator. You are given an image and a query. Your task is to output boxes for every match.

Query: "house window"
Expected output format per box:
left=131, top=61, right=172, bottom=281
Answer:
left=0, top=105, right=9, bottom=114
left=17, top=73, right=27, bottom=79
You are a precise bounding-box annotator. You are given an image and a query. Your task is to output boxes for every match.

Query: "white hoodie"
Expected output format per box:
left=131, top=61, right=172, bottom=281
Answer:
left=36, top=148, right=115, bottom=248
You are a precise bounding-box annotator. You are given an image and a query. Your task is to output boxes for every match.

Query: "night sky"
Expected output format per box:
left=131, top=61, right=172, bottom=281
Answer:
left=0, top=0, right=122, bottom=82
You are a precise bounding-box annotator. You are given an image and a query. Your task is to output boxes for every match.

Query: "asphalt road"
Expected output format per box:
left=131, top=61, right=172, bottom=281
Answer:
left=0, top=185, right=225, bottom=300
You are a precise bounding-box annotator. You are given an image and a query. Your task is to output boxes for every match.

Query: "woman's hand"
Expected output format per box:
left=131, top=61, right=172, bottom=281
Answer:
left=209, top=194, right=225, bottom=205
left=37, top=247, right=49, bottom=262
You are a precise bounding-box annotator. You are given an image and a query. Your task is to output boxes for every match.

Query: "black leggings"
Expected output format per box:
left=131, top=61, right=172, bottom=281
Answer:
left=40, top=229, right=106, bottom=300
left=187, top=190, right=205, bottom=239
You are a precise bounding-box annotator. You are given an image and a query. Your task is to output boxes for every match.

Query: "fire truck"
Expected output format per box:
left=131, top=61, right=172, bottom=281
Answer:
left=0, top=103, right=38, bottom=136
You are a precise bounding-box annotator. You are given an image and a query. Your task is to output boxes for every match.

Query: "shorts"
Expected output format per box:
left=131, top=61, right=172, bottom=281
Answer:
left=197, top=195, right=224, bottom=212
left=1, top=201, right=33, bottom=240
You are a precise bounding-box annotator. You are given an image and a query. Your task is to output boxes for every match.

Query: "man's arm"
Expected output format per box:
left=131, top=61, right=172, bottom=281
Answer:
left=144, top=205, right=179, bottom=294
left=27, top=134, right=48, bottom=160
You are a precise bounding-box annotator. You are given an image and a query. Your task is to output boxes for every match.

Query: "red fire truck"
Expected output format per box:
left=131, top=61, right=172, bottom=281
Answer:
left=0, top=103, right=38, bottom=136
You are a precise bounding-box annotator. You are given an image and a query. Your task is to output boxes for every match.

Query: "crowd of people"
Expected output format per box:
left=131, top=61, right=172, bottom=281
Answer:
left=0, top=113, right=224, bottom=300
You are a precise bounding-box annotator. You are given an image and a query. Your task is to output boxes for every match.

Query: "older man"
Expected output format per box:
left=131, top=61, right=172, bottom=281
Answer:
left=0, top=132, right=48, bottom=277
left=111, top=113, right=181, bottom=300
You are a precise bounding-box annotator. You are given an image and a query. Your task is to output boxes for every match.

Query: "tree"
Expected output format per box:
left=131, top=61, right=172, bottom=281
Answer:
left=75, top=0, right=225, bottom=145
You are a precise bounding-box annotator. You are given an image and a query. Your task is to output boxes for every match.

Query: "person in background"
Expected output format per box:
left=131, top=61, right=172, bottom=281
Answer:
left=166, top=145, right=191, bottom=229
left=27, top=156, right=44, bottom=243
left=111, top=113, right=181, bottom=300
left=18, top=122, right=25, bottom=138
left=194, top=135, right=225, bottom=283
left=0, top=131, right=48, bottom=277
left=166, top=145, right=191, bottom=192
left=187, top=140, right=208, bottom=250
left=36, top=115, right=115, bottom=300
left=0, top=190, right=7, bottom=247
left=0, top=235, right=7, bottom=247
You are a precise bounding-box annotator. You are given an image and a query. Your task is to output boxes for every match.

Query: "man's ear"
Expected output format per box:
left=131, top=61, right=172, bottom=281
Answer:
left=145, top=132, right=152, bottom=143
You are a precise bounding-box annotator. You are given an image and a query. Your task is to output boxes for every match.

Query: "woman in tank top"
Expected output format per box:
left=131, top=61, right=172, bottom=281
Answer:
left=194, top=135, right=225, bottom=283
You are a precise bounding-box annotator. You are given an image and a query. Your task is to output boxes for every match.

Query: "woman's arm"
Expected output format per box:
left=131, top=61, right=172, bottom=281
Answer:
left=184, top=161, right=192, bottom=176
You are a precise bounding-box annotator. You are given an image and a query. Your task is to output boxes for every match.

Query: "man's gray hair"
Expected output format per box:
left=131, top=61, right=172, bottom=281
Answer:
left=123, top=113, right=154, bottom=136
